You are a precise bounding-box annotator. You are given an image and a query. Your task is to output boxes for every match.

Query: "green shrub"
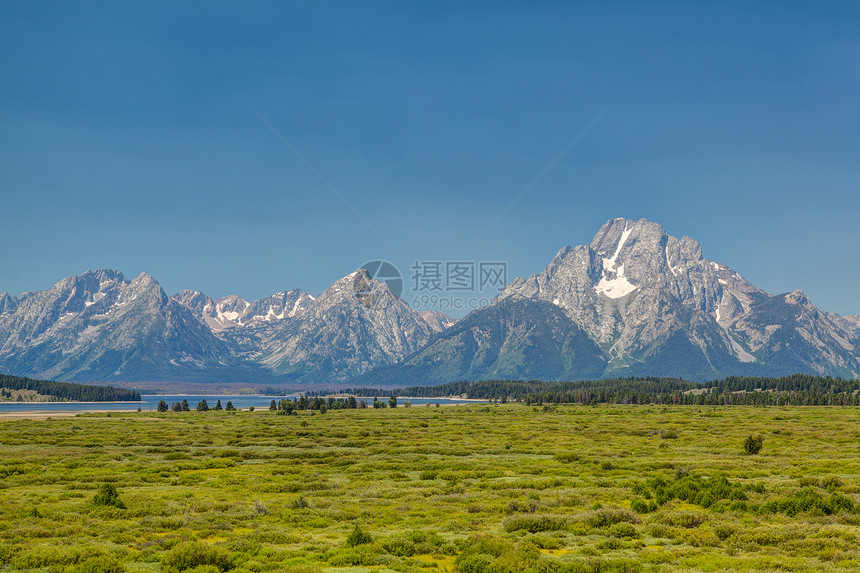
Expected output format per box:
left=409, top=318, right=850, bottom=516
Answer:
left=647, top=474, right=746, bottom=508
left=345, top=525, right=373, bottom=547
left=822, top=475, right=845, bottom=490
left=596, top=537, right=623, bottom=550
left=743, top=434, right=763, bottom=455
left=326, top=545, right=380, bottom=566
left=456, top=536, right=511, bottom=559
left=608, top=522, right=637, bottom=538
left=383, top=536, right=416, bottom=557
left=93, top=483, right=125, bottom=509
left=630, top=498, right=657, bottom=514
left=661, top=512, right=707, bottom=529
left=762, top=487, right=855, bottom=517
left=70, top=556, right=126, bottom=573
left=0, top=544, right=15, bottom=565
left=585, top=507, right=640, bottom=528
left=504, top=514, right=567, bottom=533
left=161, top=541, right=231, bottom=572
left=456, top=554, right=494, bottom=573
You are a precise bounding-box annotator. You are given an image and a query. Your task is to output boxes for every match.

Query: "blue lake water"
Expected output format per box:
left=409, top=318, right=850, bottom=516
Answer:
left=0, top=395, right=474, bottom=413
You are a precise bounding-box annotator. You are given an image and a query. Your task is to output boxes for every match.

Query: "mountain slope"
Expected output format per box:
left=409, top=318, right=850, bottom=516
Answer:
left=0, top=270, right=247, bottom=382
left=0, top=268, right=453, bottom=385
left=364, top=218, right=859, bottom=383
left=354, top=297, right=607, bottom=386
left=220, top=270, right=447, bottom=383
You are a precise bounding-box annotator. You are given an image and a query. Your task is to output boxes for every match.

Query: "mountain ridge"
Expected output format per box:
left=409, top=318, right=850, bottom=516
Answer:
left=380, top=217, right=859, bottom=383
left=0, top=218, right=857, bottom=385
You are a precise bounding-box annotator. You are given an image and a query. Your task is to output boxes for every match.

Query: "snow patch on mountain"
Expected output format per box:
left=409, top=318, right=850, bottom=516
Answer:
left=595, top=222, right=637, bottom=298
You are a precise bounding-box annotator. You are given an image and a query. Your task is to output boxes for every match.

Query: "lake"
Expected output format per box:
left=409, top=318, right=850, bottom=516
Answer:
left=0, top=395, right=475, bottom=413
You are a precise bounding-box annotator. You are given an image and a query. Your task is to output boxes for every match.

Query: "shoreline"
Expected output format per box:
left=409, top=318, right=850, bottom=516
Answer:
left=0, top=409, right=138, bottom=420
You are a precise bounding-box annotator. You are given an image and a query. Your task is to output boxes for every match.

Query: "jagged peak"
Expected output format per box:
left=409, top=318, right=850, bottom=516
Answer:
left=127, top=272, right=169, bottom=304
left=214, top=294, right=248, bottom=307
left=49, top=268, right=126, bottom=292
left=0, top=291, right=15, bottom=314
left=590, top=217, right=666, bottom=253
left=785, top=289, right=811, bottom=306
left=175, top=289, right=202, bottom=297
left=131, top=271, right=158, bottom=284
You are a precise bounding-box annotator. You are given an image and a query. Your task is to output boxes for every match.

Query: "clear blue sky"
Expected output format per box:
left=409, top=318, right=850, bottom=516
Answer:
left=2, top=1, right=859, bottom=317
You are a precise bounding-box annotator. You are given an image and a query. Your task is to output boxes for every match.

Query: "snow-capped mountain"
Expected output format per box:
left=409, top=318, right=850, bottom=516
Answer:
left=366, top=218, right=860, bottom=384
left=218, top=269, right=448, bottom=382
left=0, top=268, right=452, bottom=384
left=1, top=218, right=857, bottom=385
left=173, top=289, right=314, bottom=332
left=0, top=270, right=244, bottom=382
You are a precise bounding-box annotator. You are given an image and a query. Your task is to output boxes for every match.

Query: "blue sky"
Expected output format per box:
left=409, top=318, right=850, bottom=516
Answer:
left=2, top=1, right=859, bottom=317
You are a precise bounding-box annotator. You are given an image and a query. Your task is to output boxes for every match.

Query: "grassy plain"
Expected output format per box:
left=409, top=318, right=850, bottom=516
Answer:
left=2, top=404, right=860, bottom=572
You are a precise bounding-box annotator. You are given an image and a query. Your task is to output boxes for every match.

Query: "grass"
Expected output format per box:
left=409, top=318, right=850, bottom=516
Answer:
left=1, top=404, right=860, bottom=572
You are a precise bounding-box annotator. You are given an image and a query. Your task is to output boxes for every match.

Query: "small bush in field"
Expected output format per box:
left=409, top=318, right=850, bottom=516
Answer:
left=630, top=498, right=657, bottom=514
left=383, top=536, right=416, bottom=557
left=744, top=434, right=764, bottom=455
left=345, top=525, right=373, bottom=547
left=504, top=514, right=567, bottom=533
left=456, top=554, right=493, bottom=573
left=69, top=556, right=126, bottom=573
left=585, top=507, right=640, bottom=528
left=93, top=483, right=125, bottom=509
left=608, top=522, right=637, bottom=538
left=161, top=541, right=231, bottom=572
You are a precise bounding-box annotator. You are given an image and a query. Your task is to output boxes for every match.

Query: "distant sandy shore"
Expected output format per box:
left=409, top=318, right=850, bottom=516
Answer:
left=0, top=409, right=137, bottom=421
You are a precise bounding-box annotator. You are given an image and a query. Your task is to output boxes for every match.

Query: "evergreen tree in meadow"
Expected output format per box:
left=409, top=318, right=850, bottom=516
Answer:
left=214, top=399, right=223, bottom=411
left=196, top=399, right=209, bottom=411
left=157, top=400, right=168, bottom=412
left=93, top=483, right=125, bottom=508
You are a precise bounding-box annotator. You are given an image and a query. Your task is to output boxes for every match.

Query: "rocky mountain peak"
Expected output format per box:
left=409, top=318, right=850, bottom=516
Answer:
left=0, top=292, right=16, bottom=315
left=489, top=217, right=859, bottom=379
left=785, top=289, right=811, bottom=306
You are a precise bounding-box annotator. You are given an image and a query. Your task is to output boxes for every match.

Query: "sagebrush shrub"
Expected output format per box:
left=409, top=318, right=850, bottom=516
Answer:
left=161, top=541, right=230, bottom=572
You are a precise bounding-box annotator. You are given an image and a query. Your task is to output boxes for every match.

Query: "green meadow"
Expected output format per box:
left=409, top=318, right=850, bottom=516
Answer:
left=2, top=404, right=860, bottom=573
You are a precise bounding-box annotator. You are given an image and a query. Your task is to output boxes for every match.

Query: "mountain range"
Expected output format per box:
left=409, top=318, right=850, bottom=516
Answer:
left=1, top=218, right=858, bottom=385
